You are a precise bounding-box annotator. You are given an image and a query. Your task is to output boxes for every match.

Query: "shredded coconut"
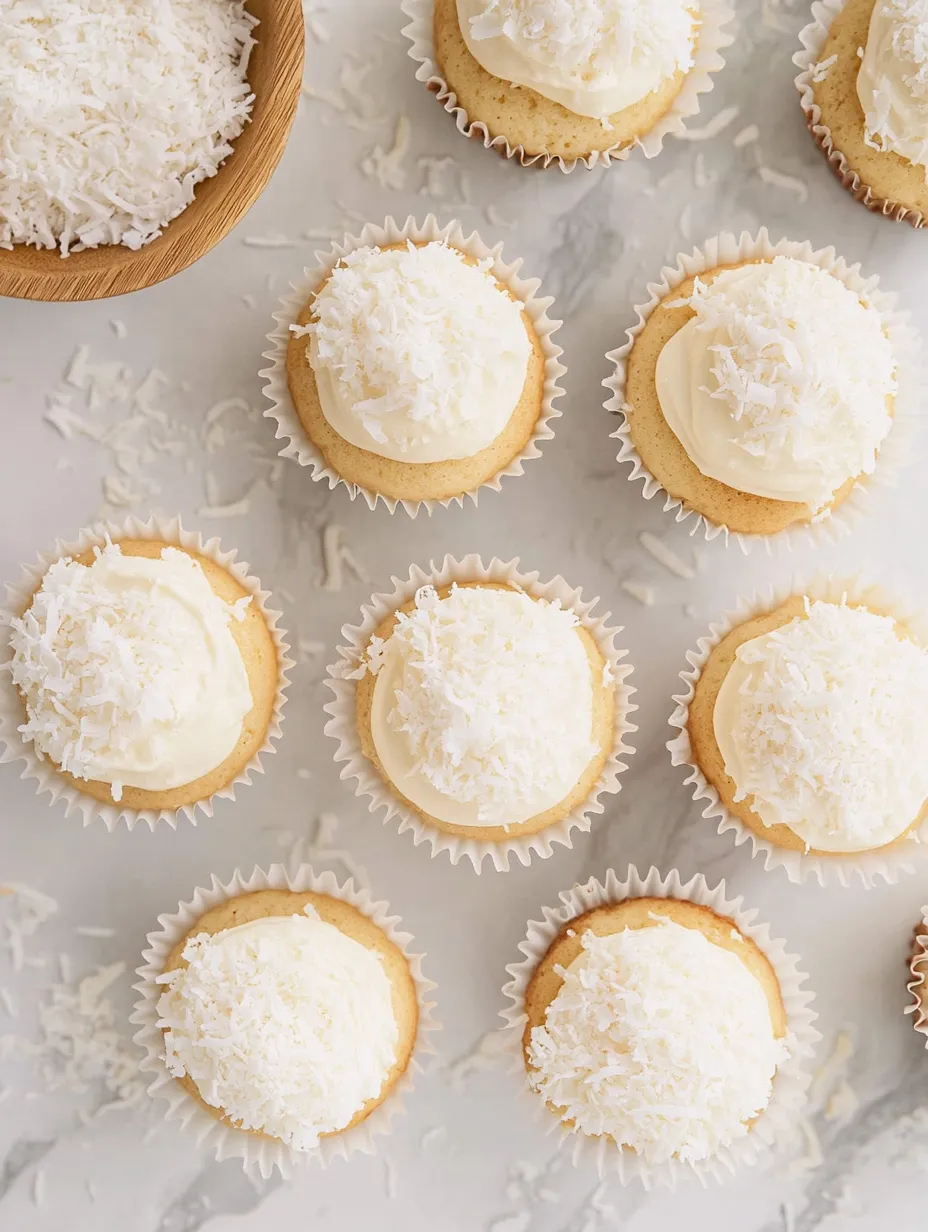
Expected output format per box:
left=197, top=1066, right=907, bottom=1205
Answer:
left=757, top=165, right=810, bottom=202
left=639, top=532, right=695, bottom=579
left=860, top=0, right=928, bottom=171
left=675, top=104, right=740, bottom=140
left=717, top=600, right=928, bottom=849
left=157, top=912, right=398, bottom=1149
left=0, top=0, right=256, bottom=255
left=527, top=920, right=788, bottom=1162
left=366, top=585, right=597, bottom=823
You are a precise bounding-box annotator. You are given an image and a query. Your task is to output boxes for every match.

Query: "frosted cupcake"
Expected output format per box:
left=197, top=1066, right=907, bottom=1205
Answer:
left=686, top=594, right=928, bottom=859
left=796, top=0, right=928, bottom=225
left=276, top=232, right=558, bottom=510
left=908, top=915, right=928, bottom=1041
left=405, top=0, right=732, bottom=168
left=619, top=252, right=898, bottom=538
left=155, top=887, right=418, bottom=1150
left=521, top=897, right=790, bottom=1168
left=5, top=534, right=281, bottom=816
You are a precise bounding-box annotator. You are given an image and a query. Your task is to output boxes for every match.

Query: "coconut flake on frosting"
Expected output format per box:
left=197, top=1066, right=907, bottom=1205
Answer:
left=306, top=241, right=531, bottom=464
left=527, top=918, right=787, bottom=1162
left=157, top=911, right=398, bottom=1149
left=7, top=542, right=253, bottom=800
left=655, top=257, right=897, bottom=509
left=462, top=0, right=698, bottom=119
left=714, top=600, right=928, bottom=852
left=365, top=584, right=598, bottom=826
left=858, top=0, right=928, bottom=175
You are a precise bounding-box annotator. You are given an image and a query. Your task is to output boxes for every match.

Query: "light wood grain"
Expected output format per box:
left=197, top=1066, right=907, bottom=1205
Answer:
left=0, top=0, right=304, bottom=303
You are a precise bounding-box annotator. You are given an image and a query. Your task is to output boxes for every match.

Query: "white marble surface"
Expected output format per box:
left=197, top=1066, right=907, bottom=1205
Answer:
left=3, top=1, right=928, bottom=1228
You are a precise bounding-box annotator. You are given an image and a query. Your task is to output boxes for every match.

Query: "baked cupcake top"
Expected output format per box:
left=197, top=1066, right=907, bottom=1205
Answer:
left=714, top=599, right=928, bottom=851
left=526, top=914, right=788, bottom=1162
left=655, top=256, right=897, bottom=511
left=8, top=542, right=252, bottom=799
left=857, top=0, right=928, bottom=174
left=299, top=240, right=532, bottom=463
left=457, top=0, right=699, bottom=119
left=157, top=907, right=399, bottom=1149
left=364, top=584, right=601, bottom=827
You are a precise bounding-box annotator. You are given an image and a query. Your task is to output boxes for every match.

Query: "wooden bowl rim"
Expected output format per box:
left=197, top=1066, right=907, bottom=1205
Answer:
left=0, top=0, right=304, bottom=304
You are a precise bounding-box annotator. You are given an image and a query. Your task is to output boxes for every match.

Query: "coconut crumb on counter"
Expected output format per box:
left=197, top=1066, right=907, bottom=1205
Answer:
left=321, top=524, right=368, bottom=591
left=361, top=115, right=412, bottom=190
left=638, top=532, right=696, bottom=579
left=758, top=164, right=810, bottom=202
left=676, top=105, right=739, bottom=141
left=733, top=124, right=760, bottom=147
left=622, top=580, right=656, bottom=606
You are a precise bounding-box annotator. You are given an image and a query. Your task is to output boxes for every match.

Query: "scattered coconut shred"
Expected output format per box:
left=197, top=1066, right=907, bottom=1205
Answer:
left=0, top=0, right=257, bottom=255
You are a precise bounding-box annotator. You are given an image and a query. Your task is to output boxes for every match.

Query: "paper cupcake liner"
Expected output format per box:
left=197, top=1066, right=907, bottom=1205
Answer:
left=668, top=573, right=928, bottom=886
left=906, top=913, right=928, bottom=1041
left=400, top=0, right=734, bottom=172
left=499, top=865, right=819, bottom=1189
left=260, top=214, right=566, bottom=518
left=0, top=514, right=292, bottom=832
left=130, top=863, right=439, bottom=1178
left=323, top=554, right=638, bottom=872
left=604, top=228, right=922, bottom=553
left=794, top=1, right=926, bottom=229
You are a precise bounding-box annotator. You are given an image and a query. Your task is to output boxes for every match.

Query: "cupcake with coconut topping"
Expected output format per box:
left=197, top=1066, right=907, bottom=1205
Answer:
left=403, top=0, right=733, bottom=168
left=266, top=220, right=564, bottom=513
left=155, top=887, right=418, bottom=1150
left=2, top=527, right=284, bottom=820
left=615, top=245, right=901, bottom=539
left=796, top=0, right=928, bottom=226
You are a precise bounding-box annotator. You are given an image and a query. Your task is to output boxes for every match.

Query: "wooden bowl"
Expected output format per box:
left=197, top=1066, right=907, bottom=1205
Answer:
left=0, top=0, right=304, bottom=303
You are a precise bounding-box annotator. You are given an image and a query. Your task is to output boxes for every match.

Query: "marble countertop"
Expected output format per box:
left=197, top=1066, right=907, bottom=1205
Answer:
left=3, top=0, right=928, bottom=1228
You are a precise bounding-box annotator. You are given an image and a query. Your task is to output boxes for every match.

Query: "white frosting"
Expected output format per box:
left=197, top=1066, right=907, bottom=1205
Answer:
left=858, top=0, right=928, bottom=175
left=526, top=918, right=788, bottom=1162
left=307, top=242, right=531, bottom=463
left=157, top=911, right=399, bottom=1149
left=8, top=543, right=253, bottom=800
left=655, top=257, right=897, bottom=510
left=714, top=600, right=928, bottom=852
left=458, top=0, right=698, bottom=119
left=366, top=584, right=598, bottom=827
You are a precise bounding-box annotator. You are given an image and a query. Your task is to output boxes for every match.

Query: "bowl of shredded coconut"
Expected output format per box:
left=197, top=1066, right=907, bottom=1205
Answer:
left=0, top=0, right=304, bottom=301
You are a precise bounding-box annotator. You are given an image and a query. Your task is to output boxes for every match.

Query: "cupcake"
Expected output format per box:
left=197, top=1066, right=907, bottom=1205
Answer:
left=795, top=0, right=928, bottom=226
left=503, top=868, right=816, bottom=1185
left=1, top=520, right=286, bottom=824
left=678, top=588, right=928, bottom=870
left=325, top=556, right=636, bottom=870
left=263, top=218, right=563, bottom=515
left=402, top=0, right=733, bottom=169
left=907, top=915, right=928, bottom=1041
left=609, top=235, right=908, bottom=544
left=133, top=864, right=436, bottom=1174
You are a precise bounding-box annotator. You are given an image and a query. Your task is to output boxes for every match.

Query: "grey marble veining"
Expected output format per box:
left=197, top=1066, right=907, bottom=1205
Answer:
left=2, top=0, right=928, bottom=1228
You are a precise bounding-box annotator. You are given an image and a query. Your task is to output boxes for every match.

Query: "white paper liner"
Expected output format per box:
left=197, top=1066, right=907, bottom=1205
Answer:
left=603, top=228, right=922, bottom=553
left=0, top=514, right=292, bottom=832
left=260, top=215, right=566, bottom=518
left=668, top=573, right=928, bottom=887
left=130, top=863, right=439, bottom=1178
left=323, top=554, right=637, bottom=872
left=906, top=913, right=928, bottom=1041
left=499, top=865, right=819, bottom=1189
left=399, top=0, right=734, bottom=171
left=794, top=1, right=926, bottom=228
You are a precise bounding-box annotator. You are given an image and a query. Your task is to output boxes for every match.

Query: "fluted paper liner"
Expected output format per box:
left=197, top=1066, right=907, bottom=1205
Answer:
left=604, top=228, right=921, bottom=553
left=260, top=215, right=566, bottom=518
left=0, top=514, right=292, bottom=832
left=400, top=0, right=734, bottom=171
left=668, top=574, right=928, bottom=887
left=906, top=912, right=928, bottom=1042
left=500, top=866, right=819, bottom=1189
left=794, top=1, right=926, bottom=228
left=130, top=862, right=440, bottom=1179
left=323, top=554, right=637, bottom=872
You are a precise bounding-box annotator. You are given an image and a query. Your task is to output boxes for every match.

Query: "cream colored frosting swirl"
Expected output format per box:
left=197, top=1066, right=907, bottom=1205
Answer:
left=366, top=584, right=598, bottom=827
left=307, top=242, right=531, bottom=464
left=655, top=257, right=896, bottom=509
left=857, top=0, right=928, bottom=175
left=458, top=0, right=698, bottom=119
left=714, top=600, right=928, bottom=852
left=9, top=543, right=253, bottom=799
